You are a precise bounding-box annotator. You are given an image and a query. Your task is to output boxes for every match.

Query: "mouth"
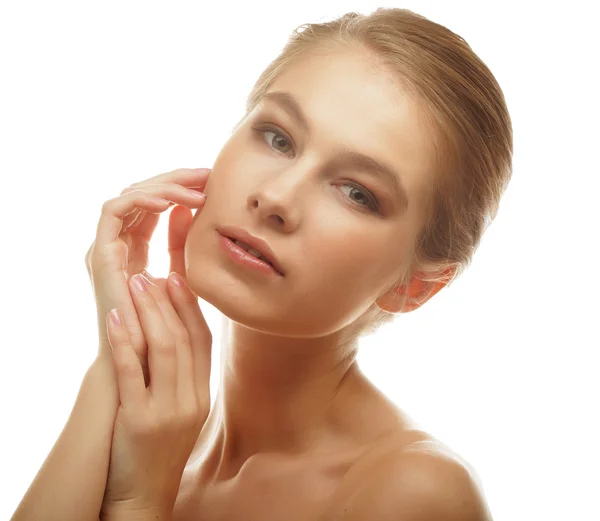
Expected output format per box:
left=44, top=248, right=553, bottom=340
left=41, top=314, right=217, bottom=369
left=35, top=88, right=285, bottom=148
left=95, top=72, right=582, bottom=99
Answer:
left=229, top=238, right=272, bottom=264
left=217, top=226, right=285, bottom=276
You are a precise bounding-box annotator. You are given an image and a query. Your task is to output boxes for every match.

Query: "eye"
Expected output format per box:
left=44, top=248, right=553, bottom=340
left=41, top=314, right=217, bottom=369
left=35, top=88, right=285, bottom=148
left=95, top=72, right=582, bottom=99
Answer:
left=338, top=184, right=379, bottom=212
left=260, top=128, right=293, bottom=155
left=253, top=125, right=380, bottom=213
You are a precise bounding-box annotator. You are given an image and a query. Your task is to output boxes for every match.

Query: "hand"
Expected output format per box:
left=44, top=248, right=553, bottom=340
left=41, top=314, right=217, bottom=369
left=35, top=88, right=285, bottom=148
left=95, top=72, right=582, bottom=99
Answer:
left=100, top=271, right=212, bottom=520
left=85, top=167, right=211, bottom=384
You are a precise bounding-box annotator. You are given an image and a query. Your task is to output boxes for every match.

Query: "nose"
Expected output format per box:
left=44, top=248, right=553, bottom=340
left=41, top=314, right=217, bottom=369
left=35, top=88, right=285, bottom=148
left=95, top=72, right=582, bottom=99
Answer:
left=247, top=193, right=287, bottom=228
left=247, top=165, right=312, bottom=230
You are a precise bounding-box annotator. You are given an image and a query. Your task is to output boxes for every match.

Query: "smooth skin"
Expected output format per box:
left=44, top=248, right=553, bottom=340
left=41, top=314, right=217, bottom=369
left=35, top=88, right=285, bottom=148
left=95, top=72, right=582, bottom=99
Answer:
left=169, top=46, right=491, bottom=520
left=99, top=272, right=211, bottom=520
left=84, top=168, right=216, bottom=514
left=85, top=168, right=211, bottom=379
left=13, top=41, right=492, bottom=521
left=9, top=168, right=215, bottom=521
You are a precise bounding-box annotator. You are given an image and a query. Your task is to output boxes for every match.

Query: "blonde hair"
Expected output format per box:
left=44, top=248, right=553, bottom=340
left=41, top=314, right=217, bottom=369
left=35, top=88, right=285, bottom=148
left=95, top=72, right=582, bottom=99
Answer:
left=236, top=8, right=513, bottom=341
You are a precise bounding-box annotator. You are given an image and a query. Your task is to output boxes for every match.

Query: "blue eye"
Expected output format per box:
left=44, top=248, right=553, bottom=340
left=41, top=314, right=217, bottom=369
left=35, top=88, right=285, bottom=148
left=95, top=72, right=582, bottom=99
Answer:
left=253, top=126, right=380, bottom=213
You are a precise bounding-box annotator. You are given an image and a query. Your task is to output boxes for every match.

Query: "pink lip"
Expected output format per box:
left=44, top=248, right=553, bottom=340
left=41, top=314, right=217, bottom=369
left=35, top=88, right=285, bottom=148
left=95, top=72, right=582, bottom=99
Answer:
left=216, top=225, right=284, bottom=276
left=217, top=232, right=283, bottom=277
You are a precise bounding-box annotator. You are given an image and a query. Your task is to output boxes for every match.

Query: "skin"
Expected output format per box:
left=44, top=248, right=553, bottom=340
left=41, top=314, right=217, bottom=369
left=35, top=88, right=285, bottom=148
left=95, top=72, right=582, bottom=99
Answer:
left=173, top=46, right=457, bottom=516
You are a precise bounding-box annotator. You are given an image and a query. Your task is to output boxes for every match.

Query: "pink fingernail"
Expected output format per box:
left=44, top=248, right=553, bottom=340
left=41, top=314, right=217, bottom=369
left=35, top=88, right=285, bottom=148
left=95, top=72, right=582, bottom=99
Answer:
left=132, top=274, right=147, bottom=292
left=169, top=272, right=184, bottom=287
left=109, top=309, right=122, bottom=326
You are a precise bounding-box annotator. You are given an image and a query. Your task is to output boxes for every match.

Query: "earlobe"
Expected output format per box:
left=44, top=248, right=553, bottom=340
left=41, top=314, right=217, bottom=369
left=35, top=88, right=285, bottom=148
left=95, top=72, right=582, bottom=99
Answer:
left=376, top=268, right=454, bottom=314
left=403, top=280, right=445, bottom=313
left=375, top=282, right=414, bottom=314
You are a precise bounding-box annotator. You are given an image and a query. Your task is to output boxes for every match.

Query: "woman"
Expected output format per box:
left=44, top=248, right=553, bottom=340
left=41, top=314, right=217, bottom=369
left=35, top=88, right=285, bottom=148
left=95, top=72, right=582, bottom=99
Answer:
left=11, top=8, right=512, bottom=521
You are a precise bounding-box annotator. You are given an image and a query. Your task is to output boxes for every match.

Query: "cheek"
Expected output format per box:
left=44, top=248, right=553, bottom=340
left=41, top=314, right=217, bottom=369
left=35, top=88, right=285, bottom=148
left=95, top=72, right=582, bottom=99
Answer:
left=312, top=234, right=384, bottom=278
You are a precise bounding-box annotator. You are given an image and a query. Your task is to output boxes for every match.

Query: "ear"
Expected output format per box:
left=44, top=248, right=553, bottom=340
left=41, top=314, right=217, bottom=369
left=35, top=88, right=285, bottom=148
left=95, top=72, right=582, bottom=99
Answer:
left=376, top=267, right=455, bottom=314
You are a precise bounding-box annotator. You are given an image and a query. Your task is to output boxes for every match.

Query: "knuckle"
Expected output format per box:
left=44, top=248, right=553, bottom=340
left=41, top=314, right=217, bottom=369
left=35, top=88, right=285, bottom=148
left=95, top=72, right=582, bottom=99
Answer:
left=121, top=183, right=143, bottom=194
left=173, top=328, right=190, bottom=346
left=134, top=414, right=161, bottom=436
left=124, top=186, right=147, bottom=197
left=89, top=242, right=127, bottom=271
left=154, top=339, right=177, bottom=353
left=100, top=197, right=117, bottom=214
left=151, top=411, right=178, bottom=431
left=128, top=331, right=147, bottom=352
left=116, top=356, right=140, bottom=377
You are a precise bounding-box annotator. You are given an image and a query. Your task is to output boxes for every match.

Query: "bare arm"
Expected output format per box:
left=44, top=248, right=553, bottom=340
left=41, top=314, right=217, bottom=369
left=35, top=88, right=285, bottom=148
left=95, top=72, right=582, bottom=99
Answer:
left=10, top=168, right=210, bottom=521
left=10, top=355, right=118, bottom=521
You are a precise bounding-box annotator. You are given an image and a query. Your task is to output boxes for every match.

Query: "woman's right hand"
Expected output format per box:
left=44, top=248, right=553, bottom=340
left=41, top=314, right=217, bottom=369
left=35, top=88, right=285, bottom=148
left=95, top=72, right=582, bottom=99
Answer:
left=85, top=167, right=211, bottom=385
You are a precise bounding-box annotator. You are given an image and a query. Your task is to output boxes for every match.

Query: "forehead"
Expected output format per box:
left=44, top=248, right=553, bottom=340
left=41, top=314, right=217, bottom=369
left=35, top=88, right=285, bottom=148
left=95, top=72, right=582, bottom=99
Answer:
left=263, top=48, right=437, bottom=197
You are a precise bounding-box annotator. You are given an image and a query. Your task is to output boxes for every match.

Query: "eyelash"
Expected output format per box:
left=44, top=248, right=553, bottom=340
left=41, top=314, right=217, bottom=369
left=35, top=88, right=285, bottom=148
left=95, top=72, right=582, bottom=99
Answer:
left=252, top=125, right=380, bottom=213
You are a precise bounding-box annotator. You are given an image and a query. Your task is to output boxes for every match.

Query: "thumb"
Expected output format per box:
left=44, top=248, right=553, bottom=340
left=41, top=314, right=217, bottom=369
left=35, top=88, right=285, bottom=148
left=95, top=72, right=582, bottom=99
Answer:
left=168, top=204, right=193, bottom=280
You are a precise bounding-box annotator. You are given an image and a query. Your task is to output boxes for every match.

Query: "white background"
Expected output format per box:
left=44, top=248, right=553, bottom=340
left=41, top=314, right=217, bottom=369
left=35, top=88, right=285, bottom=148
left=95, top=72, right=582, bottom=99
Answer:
left=1, top=1, right=598, bottom=520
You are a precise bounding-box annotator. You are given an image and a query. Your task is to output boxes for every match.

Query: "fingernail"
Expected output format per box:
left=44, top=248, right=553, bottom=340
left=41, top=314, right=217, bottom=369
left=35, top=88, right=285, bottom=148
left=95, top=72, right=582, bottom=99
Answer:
left=109, top=309, right=122, bottom=327
left=169, top=272, right=184, bottom=287
left=131, top=274, right=147, bottom=292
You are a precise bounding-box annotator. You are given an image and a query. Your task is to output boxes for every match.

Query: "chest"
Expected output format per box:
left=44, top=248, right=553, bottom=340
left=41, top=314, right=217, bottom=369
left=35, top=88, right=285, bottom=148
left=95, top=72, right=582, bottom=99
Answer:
left=172, top=454, right=355, bottom=521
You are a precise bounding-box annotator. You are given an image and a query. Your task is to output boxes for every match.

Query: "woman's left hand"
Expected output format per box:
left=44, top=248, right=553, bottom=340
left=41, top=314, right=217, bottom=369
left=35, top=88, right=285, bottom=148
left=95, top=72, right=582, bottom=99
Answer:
left=100, top=271, right=212, bottom=520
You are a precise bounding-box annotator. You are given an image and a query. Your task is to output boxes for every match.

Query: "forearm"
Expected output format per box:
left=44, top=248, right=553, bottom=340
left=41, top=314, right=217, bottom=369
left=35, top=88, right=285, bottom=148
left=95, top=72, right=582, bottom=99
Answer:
left=100, top=506, right=172, bottom=521
left=101, top=513, right=172, bottom=521
left=11, top=354, right=119, bottom=521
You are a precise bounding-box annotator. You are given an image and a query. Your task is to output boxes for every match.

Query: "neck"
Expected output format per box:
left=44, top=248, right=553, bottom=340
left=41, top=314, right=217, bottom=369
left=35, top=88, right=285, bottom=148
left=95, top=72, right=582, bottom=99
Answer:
left=195, top=318, right=362, bottom=482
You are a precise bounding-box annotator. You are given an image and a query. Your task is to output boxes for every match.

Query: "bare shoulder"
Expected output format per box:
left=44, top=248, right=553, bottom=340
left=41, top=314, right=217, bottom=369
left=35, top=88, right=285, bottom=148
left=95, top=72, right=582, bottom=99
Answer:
left=324, top=432, right=494, bottom=521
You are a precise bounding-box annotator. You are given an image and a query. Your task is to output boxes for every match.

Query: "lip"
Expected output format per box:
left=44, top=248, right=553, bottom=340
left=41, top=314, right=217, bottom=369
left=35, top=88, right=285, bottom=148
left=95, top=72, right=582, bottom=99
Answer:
left=216, top=225, right=284, bottom=276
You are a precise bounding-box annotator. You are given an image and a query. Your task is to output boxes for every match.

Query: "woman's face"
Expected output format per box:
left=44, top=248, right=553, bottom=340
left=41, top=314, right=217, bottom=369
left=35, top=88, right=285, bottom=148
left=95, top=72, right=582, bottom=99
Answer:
left=185, top=47, right=436, bottom=338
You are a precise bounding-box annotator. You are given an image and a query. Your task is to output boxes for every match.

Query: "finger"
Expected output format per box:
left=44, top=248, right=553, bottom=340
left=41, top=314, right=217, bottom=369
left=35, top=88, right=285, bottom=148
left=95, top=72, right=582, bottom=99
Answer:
left=167, top=272, right=212, bottom=411
left=95, top=192, right=171, bottom=248
left=121, top=208, right=143, bottom=232
left=129, top=274, right=177, bottom=408
left=141, top=272, right=166, bottom=289
left=128, top=167, right=211, bottom=190
left=92, top=268, right=148, bottom=379
left=122, top=185, right=205, bottom=242
left=162, top=274, right=197, bottom=411
left=120, top=182, right=206, bottom=200
left=97, top=186, right=205, bottom=246
left=138, top=273, right=197, bottom=410
left=122, top=168, right=210, bottom=240
left=168, top=205, right=194, bottom=279
left=128, top=208, right=161, bottom=242
left=106, top=308, right=147, bottom=408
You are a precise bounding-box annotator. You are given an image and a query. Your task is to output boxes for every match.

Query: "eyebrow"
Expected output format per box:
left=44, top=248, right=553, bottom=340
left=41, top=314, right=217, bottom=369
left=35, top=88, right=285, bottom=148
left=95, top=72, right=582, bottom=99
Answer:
left=261, top=91, right=409, bottom=211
